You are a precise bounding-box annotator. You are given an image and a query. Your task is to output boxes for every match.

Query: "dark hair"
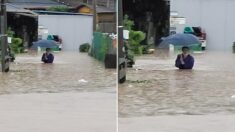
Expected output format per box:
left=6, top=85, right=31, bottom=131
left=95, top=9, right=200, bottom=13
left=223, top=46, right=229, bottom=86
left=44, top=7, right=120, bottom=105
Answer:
left=46, top=48, right=51, bottom=51
left=182, top=46, right=190, bottom=51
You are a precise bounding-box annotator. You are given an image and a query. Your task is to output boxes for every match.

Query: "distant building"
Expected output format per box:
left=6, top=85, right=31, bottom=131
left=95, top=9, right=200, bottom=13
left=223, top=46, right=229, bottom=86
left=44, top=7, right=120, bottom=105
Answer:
left=6, top=0, right=93, bottom=51
left=171, top=0, right=235, bottom=51
left=6, top=0, right=65, bottom=48
left=55, top=0, right=116, bottom=33
left=55, top=0, right=115, bottom=9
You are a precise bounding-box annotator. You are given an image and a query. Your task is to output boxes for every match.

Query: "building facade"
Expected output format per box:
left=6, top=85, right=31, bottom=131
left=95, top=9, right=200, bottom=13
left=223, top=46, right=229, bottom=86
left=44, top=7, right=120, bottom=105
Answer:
left=171, top=0, right=235, bottom=51
left=39, top=14, right=93, bottom=51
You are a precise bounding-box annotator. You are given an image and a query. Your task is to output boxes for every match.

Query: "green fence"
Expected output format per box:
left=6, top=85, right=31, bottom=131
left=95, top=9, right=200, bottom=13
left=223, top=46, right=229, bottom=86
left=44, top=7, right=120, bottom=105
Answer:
left=90, top=32, right=116, bottom=61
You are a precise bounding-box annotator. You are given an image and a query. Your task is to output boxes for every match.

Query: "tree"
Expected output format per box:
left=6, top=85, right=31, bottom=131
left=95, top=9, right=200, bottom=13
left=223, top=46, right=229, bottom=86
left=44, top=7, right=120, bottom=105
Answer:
left=123, top=15, right=146, bottom=55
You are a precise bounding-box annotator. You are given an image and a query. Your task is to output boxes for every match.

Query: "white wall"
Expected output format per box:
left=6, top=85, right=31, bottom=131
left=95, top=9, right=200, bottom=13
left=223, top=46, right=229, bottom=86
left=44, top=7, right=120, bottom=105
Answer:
left=38, top=15, right=93, bottom=51
left=171, top=0, right=235, bottom=51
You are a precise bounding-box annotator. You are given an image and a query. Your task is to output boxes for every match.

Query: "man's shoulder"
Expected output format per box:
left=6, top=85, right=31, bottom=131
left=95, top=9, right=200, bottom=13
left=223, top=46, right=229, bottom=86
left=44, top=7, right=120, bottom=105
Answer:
left=49, top=53, right=54, bottom=58
left=177, top=54, right=182, bottom=57
left=188, top=54, right=194, bottom=59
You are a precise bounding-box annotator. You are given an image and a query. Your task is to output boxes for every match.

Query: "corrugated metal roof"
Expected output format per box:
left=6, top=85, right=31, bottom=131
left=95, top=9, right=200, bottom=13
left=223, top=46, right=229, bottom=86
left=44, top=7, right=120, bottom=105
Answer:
left=6, top=3, right=38, bottom=18
left=7, top=0, right=65, bottom=8
left=54, top=0, right=115, bottom=13
left=56, top=0, right=115, bottom=9
left=7, top=0, right=60, bottom=4
left=6, top=4, right=27, bottom=12
left=33, top=10, right=92, bottom=16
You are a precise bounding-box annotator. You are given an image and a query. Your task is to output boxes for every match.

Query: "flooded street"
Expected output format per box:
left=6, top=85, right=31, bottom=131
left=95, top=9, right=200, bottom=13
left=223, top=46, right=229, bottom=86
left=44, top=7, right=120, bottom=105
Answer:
left=0, top=52, right=116, bottom=94
left=0, top=52, right=116, bottom=132
left=119, top=51, right=235, bottom=132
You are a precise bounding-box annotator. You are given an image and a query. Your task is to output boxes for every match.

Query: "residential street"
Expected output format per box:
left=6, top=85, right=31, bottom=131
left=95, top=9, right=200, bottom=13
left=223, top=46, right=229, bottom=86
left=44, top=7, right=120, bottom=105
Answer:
left=0, top=52, right=116, bottom=132
left=119, top=51, right=235, bottom=132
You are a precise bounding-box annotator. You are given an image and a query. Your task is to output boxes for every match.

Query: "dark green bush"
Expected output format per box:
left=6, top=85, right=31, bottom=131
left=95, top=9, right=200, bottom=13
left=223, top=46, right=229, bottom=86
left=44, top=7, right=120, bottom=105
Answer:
left=79, top=43, right=91, bottom=52
left=128, top=31, right=145, bottom=55
left=10, top=38, right=23, bottom=54
left=47, top=6, right=70, bottom=12
left=233, top=43, right=235, bottom=53
left=124, top=15, right=146, bottom=55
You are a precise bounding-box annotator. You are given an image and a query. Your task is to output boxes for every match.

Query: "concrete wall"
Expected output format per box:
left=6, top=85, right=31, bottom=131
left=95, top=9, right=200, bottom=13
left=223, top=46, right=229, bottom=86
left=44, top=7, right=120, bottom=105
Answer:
left=171, top=0, right=235, bottom=51
left=38, top=15, right=93, bottom=51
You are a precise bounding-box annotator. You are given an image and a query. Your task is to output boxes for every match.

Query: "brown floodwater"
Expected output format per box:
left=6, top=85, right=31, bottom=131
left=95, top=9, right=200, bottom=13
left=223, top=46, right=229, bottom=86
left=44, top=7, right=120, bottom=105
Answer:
left=119, top=50, right=235, bottom=117
left=0, top=52, right=116, bottom=95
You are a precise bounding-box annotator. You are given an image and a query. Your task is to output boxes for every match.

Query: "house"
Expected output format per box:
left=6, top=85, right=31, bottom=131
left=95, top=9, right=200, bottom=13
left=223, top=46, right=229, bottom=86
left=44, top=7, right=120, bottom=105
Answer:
left=6, top=0, right=93, bottom=51
left=6, top=0, right=66, bottom=48
left=54, top=0, right=115, bottom=9
left=7, top=0, right=64, bottom=8
left=37, top=12, right=93, bottom=51
left=55, top=0, right=116, bottom=33
left=171, top=0, right=235, bottom=51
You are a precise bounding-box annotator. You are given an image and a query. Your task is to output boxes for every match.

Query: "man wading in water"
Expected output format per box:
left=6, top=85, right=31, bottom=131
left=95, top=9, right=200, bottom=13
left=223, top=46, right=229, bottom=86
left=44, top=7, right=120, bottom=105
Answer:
left=41, top=48, right=54, bottom=63
left=175, top=46, right=194, bottom=69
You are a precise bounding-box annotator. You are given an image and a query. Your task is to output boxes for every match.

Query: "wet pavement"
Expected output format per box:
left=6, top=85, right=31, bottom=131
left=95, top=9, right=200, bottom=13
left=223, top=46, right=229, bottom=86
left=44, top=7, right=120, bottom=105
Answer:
left=0, top=52, right=116, bottom=94
left=119, top=115, right=235, bottom=132
left=119, top=51, right=235, bottom=118
left=119, top=51, right=235, bottom=132
left=0, top=51, right=116, bottom=132
left=0, top=92, right=116, bottom=132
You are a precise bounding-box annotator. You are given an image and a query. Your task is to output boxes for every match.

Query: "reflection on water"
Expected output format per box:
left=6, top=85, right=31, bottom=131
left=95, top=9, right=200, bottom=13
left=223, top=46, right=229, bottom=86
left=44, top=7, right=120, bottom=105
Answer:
left=0, top=52, right=116, bottom=94
left=119, top=51, right=235, bottom=117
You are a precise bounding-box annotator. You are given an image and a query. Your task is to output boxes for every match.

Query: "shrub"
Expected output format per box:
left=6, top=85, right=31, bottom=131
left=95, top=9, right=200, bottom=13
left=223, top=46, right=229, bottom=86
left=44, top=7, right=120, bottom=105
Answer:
left=10, top=38, right=23, bottom=54
left=47, top=6, right=70, bottom=12
left=123, top=15, right=134, bottom=31
left=124, top=15, right=146, bottom=55
left=79, top=43, right=91, bottom=52
left=7, top=27, right=14, bottom=37
left=233, top=43, right=235, bottom=53
left=128, top=31, right=146, bottom=55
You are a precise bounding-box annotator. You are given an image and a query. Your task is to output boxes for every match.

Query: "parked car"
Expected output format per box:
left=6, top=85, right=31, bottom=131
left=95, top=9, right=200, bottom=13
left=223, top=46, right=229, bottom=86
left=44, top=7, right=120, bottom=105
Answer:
left=184, top=26, right=207, bottom=50
left=47, top=35, right=62, bottom=51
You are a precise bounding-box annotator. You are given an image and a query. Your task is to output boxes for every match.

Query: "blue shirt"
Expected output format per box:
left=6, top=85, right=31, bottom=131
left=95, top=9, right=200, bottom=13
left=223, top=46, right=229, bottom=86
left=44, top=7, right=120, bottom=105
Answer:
left=175, top=54, right=194, bottom=69
left=41, top=53, right=54, bottom=63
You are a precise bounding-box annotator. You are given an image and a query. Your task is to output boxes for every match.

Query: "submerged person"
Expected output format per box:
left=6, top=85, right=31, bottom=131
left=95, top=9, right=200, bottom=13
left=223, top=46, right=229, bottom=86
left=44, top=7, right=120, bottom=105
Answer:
left=41, top=48, right=54, bottom=63
left=175, top=46, right=194, bottom=69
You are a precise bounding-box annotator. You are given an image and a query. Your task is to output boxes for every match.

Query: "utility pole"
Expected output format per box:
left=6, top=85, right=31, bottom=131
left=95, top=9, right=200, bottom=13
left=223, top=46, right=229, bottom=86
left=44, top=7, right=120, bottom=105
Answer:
left=93, top=0, right=97, bottom=31
left=118, top=0, right=126, bottom=83
left=0, top=0, right=9, bottom=72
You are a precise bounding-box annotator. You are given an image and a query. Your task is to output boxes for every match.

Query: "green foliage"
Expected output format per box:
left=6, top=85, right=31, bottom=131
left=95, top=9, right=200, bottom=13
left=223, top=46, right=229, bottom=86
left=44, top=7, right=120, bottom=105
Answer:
left=123, top=15, right=146, bottom=55
left=79, top=43, right=91, bottom=52
left=129, top=31, right=146, bottom=45
left=7, top=27, right=14, bottom=37
left=128, top=31, right=146, bottom=55
left=10, top=38, right=23, bottom=54
left=123, top=15, right=134, bottom=30
left=7, top=28, right=23, bottom=57
left=47, top=6, right=70, bottom=12
left=126, top=49, right=135, bottom=67
left=233, top=43, right=235, bottom=53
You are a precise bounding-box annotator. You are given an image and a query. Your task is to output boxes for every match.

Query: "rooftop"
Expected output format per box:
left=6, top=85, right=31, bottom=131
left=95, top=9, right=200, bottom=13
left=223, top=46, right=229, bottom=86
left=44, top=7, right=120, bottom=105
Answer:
left=7, top=0, right=65, bottom=9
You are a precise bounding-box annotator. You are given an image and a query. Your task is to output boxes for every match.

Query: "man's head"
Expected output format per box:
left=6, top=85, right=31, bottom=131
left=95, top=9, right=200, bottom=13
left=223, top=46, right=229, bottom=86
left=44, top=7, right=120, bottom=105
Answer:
left=182, top=46, right=190, bottom=54
left=46, top=48, right=51, bottom=53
